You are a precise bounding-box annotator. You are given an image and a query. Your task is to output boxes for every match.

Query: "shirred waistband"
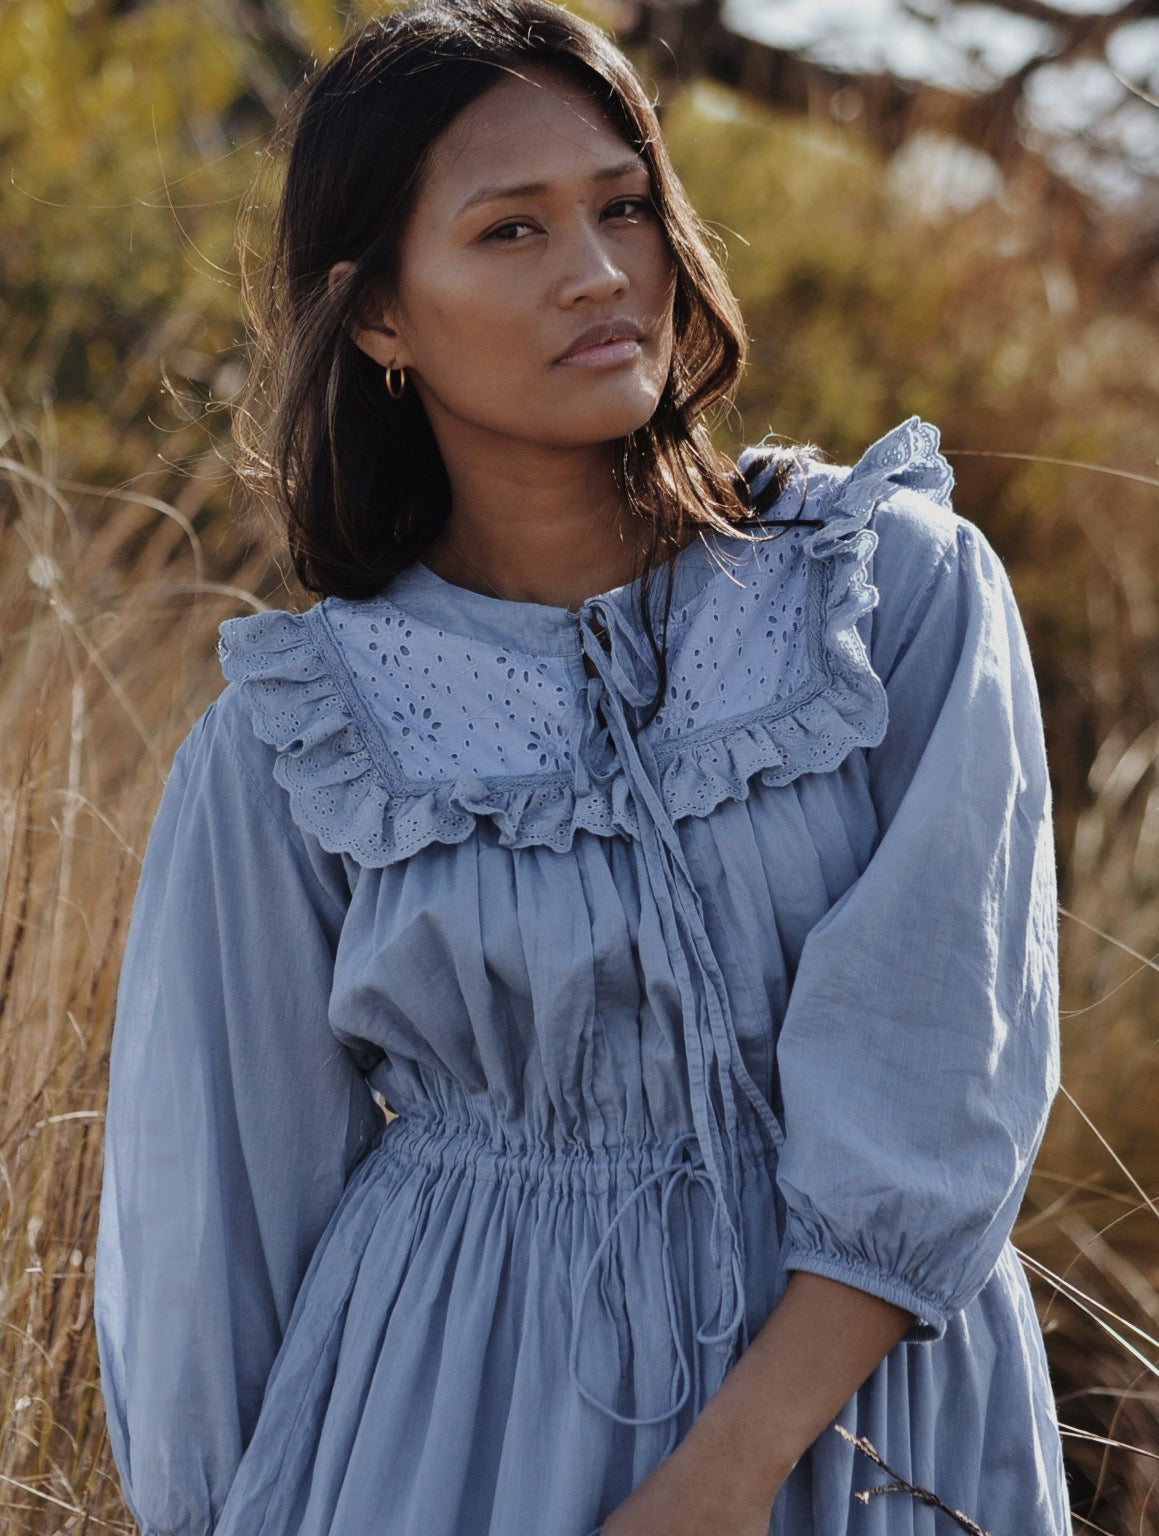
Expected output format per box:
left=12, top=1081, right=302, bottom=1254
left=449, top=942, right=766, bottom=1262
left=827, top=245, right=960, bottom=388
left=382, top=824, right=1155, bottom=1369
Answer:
left=375, top=1115, right=772, bottom=1194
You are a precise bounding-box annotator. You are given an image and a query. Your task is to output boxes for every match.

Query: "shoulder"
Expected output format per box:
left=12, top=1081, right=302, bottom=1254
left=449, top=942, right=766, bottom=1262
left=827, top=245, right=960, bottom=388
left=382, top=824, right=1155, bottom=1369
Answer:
left=740, top=416, right=1002, bottom=618
left=216, top=606, right=335, bottom=771
left=164, top=682, right=294, bottom=842
left=157, top=645, right=359, bottom=904
left=167, top=607, right=335, bottom=833
left=870, top=483, right=968, bottom=606
left=735, top=418, right=1022, bottom=689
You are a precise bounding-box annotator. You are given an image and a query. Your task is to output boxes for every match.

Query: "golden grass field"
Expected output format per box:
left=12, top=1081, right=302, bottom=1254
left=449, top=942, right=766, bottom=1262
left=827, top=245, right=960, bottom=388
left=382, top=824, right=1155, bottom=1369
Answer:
left=0, top=420, right=271, bottom=1532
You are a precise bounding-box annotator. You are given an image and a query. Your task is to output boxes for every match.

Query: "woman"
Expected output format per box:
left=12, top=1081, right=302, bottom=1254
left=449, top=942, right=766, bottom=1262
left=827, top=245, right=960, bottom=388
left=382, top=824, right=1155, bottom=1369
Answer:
left=95, top=2, right=1071, bottom=1532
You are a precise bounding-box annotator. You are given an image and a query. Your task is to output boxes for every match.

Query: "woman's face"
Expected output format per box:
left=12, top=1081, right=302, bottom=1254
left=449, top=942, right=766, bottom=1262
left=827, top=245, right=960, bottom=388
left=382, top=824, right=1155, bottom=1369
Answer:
left=355, top=67, right=676, bottom=460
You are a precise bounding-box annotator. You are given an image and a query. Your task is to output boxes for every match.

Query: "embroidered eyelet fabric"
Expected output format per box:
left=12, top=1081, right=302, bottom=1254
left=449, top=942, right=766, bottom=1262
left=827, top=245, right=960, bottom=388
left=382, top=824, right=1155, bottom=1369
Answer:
left=96, top=420, right=1070, bottom=1536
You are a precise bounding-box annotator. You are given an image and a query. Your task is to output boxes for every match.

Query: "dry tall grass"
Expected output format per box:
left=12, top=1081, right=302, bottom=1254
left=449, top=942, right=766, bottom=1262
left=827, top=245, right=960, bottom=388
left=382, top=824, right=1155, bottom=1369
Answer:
left=1, top=416, right=1157, bottom=1534
left=0, top=412, right=271, bottom=1533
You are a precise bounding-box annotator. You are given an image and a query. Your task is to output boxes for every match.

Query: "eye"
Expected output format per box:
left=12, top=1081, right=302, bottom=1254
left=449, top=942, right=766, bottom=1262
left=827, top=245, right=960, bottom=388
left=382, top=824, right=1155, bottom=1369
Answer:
left=484, top=219, right=540, bottom=243
left=603, top=195, right=654, bottom=223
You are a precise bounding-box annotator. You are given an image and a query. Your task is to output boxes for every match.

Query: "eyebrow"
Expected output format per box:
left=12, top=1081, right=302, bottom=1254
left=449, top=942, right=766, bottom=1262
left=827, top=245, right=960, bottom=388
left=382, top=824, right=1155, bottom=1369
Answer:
left=454, top=159, right=648, bottom=218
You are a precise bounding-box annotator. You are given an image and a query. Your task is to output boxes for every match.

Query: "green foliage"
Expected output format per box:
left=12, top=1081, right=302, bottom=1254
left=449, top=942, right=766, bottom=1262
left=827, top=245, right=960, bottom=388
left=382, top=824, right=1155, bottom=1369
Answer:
left=2, top=0, right=316, bottom=497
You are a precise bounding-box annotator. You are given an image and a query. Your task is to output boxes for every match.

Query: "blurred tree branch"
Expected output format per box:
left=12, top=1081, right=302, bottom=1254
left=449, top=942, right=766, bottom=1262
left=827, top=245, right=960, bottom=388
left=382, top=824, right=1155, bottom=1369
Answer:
left=620, top=0, right=1158, bottom=222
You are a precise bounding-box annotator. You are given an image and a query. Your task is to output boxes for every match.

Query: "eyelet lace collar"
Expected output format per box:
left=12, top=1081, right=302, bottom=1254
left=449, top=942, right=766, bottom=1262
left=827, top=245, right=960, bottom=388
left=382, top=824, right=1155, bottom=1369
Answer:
left=218, top=418, right=953, bottom=867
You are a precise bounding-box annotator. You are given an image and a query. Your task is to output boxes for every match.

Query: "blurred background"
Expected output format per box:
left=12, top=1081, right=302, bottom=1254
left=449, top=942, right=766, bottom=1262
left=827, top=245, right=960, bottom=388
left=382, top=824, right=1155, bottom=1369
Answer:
left=1, top=0, right=1157, bottom=1530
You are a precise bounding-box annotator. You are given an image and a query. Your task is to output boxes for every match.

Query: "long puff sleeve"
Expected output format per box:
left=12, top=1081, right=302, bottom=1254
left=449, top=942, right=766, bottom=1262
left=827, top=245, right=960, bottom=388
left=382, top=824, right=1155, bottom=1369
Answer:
left=774, top=498, right=1059, bottom=1337
left=96, top=687, right=385, bottom=1535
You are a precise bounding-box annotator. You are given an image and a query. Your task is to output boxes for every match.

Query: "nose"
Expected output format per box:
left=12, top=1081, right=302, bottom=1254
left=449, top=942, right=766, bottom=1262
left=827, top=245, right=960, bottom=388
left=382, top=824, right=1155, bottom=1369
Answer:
left=555, top=219, right=628, bottom=307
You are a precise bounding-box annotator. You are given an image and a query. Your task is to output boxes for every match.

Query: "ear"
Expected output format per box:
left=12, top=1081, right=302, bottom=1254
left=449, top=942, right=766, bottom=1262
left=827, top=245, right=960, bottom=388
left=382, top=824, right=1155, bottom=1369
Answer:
left=328, top=261, right=408, bottom=370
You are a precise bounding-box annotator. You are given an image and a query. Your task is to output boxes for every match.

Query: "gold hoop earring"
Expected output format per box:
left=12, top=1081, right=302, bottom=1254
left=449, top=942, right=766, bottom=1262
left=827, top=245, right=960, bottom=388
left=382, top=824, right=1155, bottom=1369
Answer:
left=385, top=365, right=407, bottom=400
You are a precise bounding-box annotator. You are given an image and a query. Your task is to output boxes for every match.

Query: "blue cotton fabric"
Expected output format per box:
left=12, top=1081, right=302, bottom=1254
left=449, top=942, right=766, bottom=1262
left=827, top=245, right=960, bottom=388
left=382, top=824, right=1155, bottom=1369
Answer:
left=96, top=419, right=1071, bottom=1536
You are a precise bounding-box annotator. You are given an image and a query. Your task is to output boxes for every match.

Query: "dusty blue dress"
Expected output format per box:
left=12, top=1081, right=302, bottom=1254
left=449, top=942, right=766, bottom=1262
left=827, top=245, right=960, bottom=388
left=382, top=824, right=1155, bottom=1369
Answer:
left=96, top=420, right=1071, bottom=1536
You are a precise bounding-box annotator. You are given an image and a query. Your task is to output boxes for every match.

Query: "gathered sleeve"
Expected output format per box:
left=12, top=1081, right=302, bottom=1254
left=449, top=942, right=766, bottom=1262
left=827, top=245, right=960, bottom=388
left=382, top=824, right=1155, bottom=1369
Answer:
left=774, top=504, right=1059, bottom=1337
left=96, top=687, right=385, bottom=1536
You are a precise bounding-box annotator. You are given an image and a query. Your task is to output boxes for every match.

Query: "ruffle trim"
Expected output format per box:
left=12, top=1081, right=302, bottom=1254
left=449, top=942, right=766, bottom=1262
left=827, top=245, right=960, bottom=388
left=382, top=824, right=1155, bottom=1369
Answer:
left=218, top=417, right=953, bottom=865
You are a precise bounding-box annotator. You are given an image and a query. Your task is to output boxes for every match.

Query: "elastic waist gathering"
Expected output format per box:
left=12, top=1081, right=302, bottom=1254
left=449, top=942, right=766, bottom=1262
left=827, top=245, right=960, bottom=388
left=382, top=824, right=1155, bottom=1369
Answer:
left=377, top=1115, right=772, bottom=1196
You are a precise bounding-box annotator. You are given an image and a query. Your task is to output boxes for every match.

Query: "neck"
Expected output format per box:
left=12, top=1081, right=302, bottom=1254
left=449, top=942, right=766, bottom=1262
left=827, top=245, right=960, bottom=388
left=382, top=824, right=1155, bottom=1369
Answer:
left=422, top=433, right=648, bottom=609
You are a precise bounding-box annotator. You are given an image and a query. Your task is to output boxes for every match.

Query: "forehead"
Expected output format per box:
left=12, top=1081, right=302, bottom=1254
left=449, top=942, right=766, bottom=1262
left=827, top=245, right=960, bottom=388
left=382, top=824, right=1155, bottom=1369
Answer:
left=420, top=67, right=644, bottom=207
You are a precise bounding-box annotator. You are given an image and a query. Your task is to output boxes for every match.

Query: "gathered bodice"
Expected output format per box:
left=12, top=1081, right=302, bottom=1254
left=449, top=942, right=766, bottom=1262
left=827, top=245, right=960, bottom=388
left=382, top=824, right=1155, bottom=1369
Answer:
left=340, top=763, right=874, bottom=1147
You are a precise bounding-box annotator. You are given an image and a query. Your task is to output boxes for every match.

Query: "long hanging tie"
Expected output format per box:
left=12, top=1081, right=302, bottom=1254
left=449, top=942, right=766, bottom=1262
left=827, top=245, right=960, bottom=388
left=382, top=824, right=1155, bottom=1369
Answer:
left=567, top=598, right=784, bottom=1439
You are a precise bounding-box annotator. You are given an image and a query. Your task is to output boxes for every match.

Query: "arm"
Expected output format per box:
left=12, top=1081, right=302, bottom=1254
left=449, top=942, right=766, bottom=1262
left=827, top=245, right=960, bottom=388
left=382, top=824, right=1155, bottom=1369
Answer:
left=96, top=689, right=385, bottom=1536
left=607, top=508, right=1059, bottom=1534
left=602, top=1274, right=909, bottom=1534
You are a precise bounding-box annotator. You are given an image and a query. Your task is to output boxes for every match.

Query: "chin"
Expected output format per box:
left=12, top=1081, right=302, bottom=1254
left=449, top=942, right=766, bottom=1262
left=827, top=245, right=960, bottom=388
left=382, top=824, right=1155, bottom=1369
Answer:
left=554, top=385, right=666, bottom=446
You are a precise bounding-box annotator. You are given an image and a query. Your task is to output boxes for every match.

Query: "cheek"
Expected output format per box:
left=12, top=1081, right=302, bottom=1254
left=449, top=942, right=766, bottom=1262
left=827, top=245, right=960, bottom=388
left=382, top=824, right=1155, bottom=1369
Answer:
left=405, top=278, right=533, bottom=382
left=650, top=287, right=677, bottom=380
left=644, top=248, right=678, bottom=344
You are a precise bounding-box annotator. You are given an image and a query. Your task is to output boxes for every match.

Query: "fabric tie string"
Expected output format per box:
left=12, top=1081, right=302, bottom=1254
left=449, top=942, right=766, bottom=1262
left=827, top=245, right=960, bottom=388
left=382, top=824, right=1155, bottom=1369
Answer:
left=568, top=601, right=784, bottom=1431
left=568, top=1136, right=725, bottom=1453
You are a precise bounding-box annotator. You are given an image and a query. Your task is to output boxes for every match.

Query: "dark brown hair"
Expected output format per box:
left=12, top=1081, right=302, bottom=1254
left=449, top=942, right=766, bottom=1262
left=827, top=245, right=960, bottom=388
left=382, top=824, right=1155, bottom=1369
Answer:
left=237, top=0, right=783, bottom=621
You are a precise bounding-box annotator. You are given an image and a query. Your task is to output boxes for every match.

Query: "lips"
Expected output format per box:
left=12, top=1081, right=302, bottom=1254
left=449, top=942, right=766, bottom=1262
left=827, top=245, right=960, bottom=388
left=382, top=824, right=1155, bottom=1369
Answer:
left=555, top=320, right=645, bottom=366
